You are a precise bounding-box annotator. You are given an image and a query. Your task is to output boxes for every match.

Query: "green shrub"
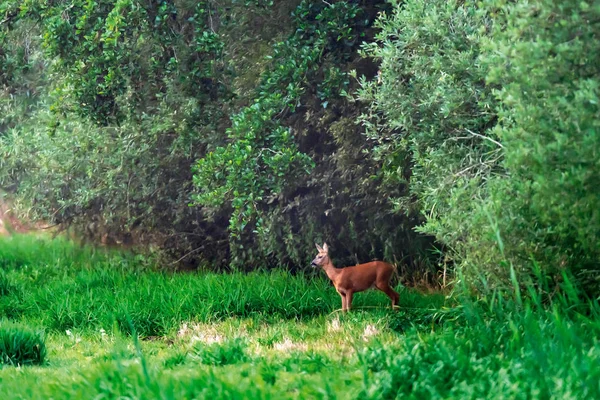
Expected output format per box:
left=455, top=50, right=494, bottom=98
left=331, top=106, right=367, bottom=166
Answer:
left=1, top=0, right=433, bottom=275
left=359, top=0, right=599, bottom=296
left=357, top=0, right=499, bottom=283
left=192, top=0, right=382, bottom=268
left=0, top=0, right=234, bottom=268
left=0, top=322, right=46, bottom=366
left=479, top=0, right=600, bottom=295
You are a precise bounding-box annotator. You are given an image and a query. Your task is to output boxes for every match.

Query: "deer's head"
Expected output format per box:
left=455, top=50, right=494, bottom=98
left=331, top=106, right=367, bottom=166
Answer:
left=311, top=243, right=330, bottom=268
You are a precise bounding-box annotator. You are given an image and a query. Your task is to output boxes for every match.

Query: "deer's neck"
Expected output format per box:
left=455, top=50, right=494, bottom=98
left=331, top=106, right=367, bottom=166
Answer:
left=322, top=259, right=340, bottom=283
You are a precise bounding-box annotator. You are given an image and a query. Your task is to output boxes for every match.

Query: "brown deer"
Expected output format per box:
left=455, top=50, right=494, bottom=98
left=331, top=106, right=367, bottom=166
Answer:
left=311, top=243, right=399, bottom=312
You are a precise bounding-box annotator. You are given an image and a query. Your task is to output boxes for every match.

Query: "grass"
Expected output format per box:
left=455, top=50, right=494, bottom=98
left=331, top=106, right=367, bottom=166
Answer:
left=0, top=321, right=46, bottom=366
left=0, top=234, right=598, bottom=399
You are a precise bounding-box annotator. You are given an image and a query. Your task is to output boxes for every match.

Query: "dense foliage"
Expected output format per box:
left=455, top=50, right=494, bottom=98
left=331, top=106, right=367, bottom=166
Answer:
left=358, top=0, right=599, bottom=296
left=1, top=0, right=236, bottom=264
left=1, top=0, right=598, bottom=296
left=481, top=0, right=600, bottom=294
left=1, top=0, right=433, bottom=275
left=357, top=0, right=499, bottom=285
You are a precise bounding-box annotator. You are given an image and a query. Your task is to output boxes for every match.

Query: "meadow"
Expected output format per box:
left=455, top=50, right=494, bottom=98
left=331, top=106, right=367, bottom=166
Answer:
left=0, top=235, right=599, bottom=399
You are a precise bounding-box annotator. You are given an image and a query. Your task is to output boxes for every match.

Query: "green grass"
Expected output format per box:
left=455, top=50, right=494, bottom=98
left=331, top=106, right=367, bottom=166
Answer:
left=0, top=235, right=598, bottom=399
left=0, top=321, right=46, bottom=366
left=0, top=235, right=443, bottom=335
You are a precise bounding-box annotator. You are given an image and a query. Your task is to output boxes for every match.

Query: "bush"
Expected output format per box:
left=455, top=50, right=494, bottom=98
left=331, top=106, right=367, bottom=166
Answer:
left=0, top=322, right=46, bottom=366
left=192, top=0, right=427, bottom=270
left=2, top=0, right=435, bottom=275
left=359, top=0, right=600, bottom=296
left=357, top=0, right=499, bottom=282
left=480, top=0, right=600, bottom=295
left=0, top=0, right=233, bottom=267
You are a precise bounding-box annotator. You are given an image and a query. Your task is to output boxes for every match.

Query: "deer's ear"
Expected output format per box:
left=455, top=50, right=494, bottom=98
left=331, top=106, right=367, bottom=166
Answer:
left=323, top=243, right=329, bottom=253
left=315, top=243, right=323, bottom=252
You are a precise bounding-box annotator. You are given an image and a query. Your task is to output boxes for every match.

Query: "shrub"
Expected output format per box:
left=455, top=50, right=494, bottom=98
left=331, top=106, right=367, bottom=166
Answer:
left=2, top=0, right=434, bottom=275
left=0, top=322, right=46, bottom=366
left=357, top=0, right=499, bottom=283
left=480, top=0, right=600, bottom=295
left=192, top=0, right=384, bottom=268
left=0, top=0, right=233, bottom=267
left=359, top=0, right=600, bottom=296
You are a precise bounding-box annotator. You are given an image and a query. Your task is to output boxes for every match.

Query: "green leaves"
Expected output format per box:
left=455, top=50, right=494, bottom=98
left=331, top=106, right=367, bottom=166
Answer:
left=358, top=0, right=499, bottom=245
left=1, top=0, right=236, bottom=265
left=480, top=0, right=600, bottom=294
left=359, top=0, right=600, bottom=297
left=192, top=1, right=361, bottom=248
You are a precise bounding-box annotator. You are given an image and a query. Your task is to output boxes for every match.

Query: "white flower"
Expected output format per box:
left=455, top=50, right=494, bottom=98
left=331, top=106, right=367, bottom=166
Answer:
left=362, top=325, right=379, bottom=341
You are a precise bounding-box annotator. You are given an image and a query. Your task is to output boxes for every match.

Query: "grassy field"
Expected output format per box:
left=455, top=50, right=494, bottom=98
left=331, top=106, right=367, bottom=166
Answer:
left=0, top=235, right=599, bottom=399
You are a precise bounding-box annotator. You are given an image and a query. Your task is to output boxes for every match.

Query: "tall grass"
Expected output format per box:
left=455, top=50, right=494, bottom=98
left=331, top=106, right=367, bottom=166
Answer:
left=0, top=235, right=598, bottom=399
left=358, top=297, right=600, bottom=399
left=0, top=235, right=436, bottom=336
left=0, top=321, right=46, bottom=366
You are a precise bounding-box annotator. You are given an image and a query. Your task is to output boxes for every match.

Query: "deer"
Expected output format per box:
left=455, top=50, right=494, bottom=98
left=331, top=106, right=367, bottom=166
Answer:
left=311, top=243, right=399, bottom=312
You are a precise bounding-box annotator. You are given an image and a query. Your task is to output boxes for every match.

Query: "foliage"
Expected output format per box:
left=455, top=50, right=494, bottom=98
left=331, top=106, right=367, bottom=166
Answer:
left=357, top=0, right=499, bottom=272
left=479, top=0, right=600, bottom=294
left=32, top=0, right=227, bottom=125
left=0, top=321, right=46, bottom=366
left=358, top=0, right=599, bottom=296
left=203, top=0, right=435, bottom=272
left=1, top=0, right=437, bottom=275
left=193, top=0, right=382, bottom=266
left=0, top=0, right=290, bottom=268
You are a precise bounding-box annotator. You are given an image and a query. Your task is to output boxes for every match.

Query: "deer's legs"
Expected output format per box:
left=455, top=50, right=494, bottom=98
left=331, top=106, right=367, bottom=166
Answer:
left=338, top=291, right=347, bottom=311
left=346, top=291, right=354, bottom=311
left=338, top=290, right=354, bottom=312
left=377, top=284, right=400, bottom=309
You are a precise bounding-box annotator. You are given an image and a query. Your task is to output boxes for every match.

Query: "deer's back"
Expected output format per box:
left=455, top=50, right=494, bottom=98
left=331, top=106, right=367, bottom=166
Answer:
left=337, top=261, right=395, bottom=291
